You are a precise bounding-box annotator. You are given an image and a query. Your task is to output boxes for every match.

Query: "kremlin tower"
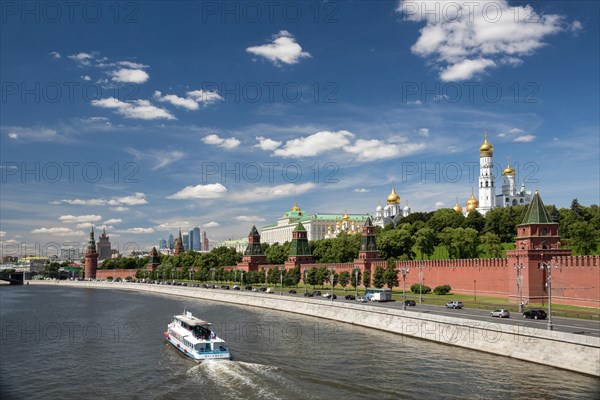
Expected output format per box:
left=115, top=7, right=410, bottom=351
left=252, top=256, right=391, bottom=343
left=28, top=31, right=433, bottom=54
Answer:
left=477, top=133, right=495, bottom=215
left=84, top=225, right=98, bottom=280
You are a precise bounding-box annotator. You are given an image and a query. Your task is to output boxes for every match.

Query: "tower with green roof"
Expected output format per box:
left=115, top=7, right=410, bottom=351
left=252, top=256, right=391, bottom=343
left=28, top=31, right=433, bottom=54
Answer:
left=286, top=222, right=313, bottom=267
left=507, top=190, right=571, bottom=305
left=84, top=225, right=98, bottom=280
left=237, top=225, right=267, bottom=271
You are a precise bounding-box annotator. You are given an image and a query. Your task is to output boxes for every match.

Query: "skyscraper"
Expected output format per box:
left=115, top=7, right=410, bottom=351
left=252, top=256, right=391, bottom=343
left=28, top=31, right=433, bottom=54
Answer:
left=202, top=230, right=208, bottom=251
left=182, top=234, right=189, bottom=251
left=96, top=228, right=111, bottom=260
left=168, top=234, right=174, bottom=250
left=192, top=227, right=201, bottom=251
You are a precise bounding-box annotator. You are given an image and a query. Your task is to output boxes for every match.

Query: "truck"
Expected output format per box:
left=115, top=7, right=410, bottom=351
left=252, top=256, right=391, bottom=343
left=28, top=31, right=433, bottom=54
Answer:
left=370, top=291, right=392, bottom=302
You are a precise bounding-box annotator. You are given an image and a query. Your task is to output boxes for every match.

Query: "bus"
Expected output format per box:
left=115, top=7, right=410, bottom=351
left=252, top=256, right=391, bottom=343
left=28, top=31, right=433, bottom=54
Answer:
left=364, top=288, right=392, bottom=302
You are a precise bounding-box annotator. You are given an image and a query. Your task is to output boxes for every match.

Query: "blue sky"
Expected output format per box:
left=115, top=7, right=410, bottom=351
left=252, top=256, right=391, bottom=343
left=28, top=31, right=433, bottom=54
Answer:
left=1, top=0, right=598, bottom=254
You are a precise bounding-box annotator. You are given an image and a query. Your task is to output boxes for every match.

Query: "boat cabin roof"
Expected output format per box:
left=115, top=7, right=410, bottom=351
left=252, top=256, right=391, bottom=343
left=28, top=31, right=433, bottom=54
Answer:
left=174, top=314, right=212, bottom=327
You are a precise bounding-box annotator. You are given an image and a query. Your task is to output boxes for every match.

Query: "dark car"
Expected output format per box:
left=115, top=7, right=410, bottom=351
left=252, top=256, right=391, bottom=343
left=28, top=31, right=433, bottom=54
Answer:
left=313, top=290, right=322, bottom=296
left=244, top=285, right=253, bottom=290
left=288, top=289, right=297, bottom=294
left=258, top=287, right=267, bottom=292
left=192, top=283, right=199, bottom=287
left=404, top=300, right=416, bottom=306
left=304, top=292, right=314, bottom=297
left=345, top=295, right=356, bottom=300
left=233, top=285, right=241, bottom=290
left=523, top=309, right=547, bottom=320
left=222, top=285, right=230, bottom=290
left=324, top=293, right=337, bottom=300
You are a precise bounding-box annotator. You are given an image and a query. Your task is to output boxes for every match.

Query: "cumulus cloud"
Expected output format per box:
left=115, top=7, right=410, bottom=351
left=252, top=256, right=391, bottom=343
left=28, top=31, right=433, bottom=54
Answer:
left=167, top=183, right=228, bottom=200
left=111, top=68, right=149, bottom=83
left=121, top=227, right=155, bottom=234
left=111, top=206, right=129, bottom=212
left=230, top=183, right=315, bottom=203
left=234, top=216, right=266, bottom=222
left=417, top=128, right=430, bottom=137
left=153, top=90, right=223, bottom=110
left=68, top=52, right=93, bottom=66
left=8, top=133, right=18, bottom=140
left=203, top=222, right=220, bottom=228
left=398, top=0, right=571, bottom=81
left=104, top=219, right=122, bottom=225
left=59, top=214, right=102, bottom=223
left=91, top=97, right=175, bottom=120
left=31, top=227, right=84, bottom=236
left=3, top=126, right=62, bottom=142
left=353, top=188, right=370, bottom=193
left=49, top=51, right=61, bottom=59
left=155, top=221, right=192, bottom=231
left=513, top=135, right=536, bottom=143
left=255, top=136, right=282, bottom=151
left=345, top=139, right=426, bottom=162
left=274, top=130, right=354, bottom=158
left=202, top=134, right=240, bottom=149
left=54, top=193, right=147, bottom=207
left=246, top=30, right=311, bottom=66
left=435, top=201, right=445, bottom=208
left=117, top=61, right=148, bottom=69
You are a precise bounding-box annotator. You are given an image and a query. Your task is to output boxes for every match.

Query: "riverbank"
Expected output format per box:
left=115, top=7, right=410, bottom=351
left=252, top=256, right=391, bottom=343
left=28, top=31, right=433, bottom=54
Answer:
left=29, top=280, right=600, bottom=377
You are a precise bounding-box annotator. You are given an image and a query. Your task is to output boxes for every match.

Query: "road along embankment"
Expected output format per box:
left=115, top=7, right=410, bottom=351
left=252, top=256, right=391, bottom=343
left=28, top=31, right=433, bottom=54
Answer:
left=29, top=280, right=600, bottom=376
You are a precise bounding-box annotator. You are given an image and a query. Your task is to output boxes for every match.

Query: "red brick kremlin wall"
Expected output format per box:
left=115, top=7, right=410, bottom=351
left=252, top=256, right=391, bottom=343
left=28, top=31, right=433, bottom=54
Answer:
left=548, top=255, right=600, bottom=308
left=96, top=269, right=139, bottom=280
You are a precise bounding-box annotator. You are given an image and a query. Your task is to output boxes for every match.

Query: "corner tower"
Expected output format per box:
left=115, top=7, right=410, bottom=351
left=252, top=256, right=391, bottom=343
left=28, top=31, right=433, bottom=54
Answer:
left=237, top=225, right=267, bottom=271
left=477, top=132, right=495, bottom=215
left=84, top=225, right=98, bottom=280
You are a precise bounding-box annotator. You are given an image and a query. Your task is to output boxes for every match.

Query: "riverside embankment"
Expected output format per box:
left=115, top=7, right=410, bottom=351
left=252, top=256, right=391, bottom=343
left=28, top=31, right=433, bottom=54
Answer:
left=30, top=280, right=600, bottom=376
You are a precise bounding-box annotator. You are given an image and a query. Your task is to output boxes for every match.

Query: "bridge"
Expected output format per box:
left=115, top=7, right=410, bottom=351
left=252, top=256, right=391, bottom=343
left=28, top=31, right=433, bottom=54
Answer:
left=0, top=273, right=24, bottom=285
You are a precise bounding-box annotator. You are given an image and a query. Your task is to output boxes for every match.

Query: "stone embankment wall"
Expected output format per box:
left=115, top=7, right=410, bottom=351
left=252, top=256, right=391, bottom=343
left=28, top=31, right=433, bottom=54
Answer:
left=30, top=280, right=600, bottom=377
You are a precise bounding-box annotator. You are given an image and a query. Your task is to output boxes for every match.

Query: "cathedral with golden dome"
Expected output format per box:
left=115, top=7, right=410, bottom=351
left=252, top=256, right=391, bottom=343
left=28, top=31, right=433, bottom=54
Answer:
left=453, top=133, right=531, bottom=216
left=373, top=185, right=411, bottom=228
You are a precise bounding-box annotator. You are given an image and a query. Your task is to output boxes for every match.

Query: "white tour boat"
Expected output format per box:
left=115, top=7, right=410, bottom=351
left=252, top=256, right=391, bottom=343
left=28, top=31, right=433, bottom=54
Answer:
left=163, top=311, right=231, bottom=362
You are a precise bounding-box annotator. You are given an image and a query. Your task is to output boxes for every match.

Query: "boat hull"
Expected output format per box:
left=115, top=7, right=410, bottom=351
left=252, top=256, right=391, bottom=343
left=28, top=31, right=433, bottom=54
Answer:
left=164, top=332, right=231, bottom=361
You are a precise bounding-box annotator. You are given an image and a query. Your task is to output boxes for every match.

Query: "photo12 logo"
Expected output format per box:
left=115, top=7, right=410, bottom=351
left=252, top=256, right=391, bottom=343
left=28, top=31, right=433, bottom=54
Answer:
left=200, top=1, right=340, bottom=24
left=401, top=81, right=539, bottom=104
left=201, top=161, right=339, bottom=184
left=1, top=1, right=140, bottom=24
left=1, top=162, right=139, bottom=184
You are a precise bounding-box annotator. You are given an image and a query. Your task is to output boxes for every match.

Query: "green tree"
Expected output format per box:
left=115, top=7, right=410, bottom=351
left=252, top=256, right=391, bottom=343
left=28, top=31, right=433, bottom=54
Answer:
left=285, top=266, right=301, bottom=286
left=372, top=265, right=385, bottom=288
left=384, top=260, right=399, bottom=289
left=464, top=210, right=485, bottom=232
left=338, top=271, right=350, bottom=289
left=266, top=242, right=290, bottom=264
left=570, top=221, right=598, bottom=255
left=438, top=227, right=459, bottom=259
left=427, top=208, right=464, bottom=234
left=362, top=269, right=371, bottom=287
left=415, top=227, right=436, bottom=259
left=457, top=227, right=480, bottom=258
left=481, top=232, right=503, bottom=258
left=351, top=268, right=362, bottom=289
left=377, top=228, right=415, bottom=260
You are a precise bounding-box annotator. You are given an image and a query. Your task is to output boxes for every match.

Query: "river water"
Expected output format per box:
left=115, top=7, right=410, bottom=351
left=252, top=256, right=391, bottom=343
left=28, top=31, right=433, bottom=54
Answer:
left=1, top=286, right=598, bottom=399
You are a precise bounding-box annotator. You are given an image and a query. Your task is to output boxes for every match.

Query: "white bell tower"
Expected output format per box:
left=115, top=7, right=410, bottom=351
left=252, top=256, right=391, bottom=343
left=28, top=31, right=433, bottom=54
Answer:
left=477, top=132, right=495, bottom=215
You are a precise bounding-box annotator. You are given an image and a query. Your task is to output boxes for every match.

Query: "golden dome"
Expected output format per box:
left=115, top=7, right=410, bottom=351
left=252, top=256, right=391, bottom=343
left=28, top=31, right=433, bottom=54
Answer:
left=386, top=186, right=400, bottom=204
left=342, top=211, right=350, bottom=221
left=466, top=191, right=479, bottom=213
left=453, top=197, right=463, bottom=213
left=479, top=133, right=493, bottom=157
left=502, top=162, right=515, bottom=176
left=290, top=201, right=301, bottom=212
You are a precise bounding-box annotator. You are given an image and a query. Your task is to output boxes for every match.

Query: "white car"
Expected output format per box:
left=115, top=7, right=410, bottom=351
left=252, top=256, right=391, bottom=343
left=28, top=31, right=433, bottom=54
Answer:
left=490, top=309, right=510, bottom=318
left=356, top=297, right=368, bottom=303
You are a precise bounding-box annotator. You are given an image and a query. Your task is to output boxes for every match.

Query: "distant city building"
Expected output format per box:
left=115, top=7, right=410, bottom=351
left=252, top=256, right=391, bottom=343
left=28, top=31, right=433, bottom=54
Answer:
left=260, top=202, right=369, bottom=245
left=202, top=231, right=209, bottom=251
left=168, top=234, right=174, bottom=250
left=191, top=227, right=201, bottom=251
left=174, top=229, right=185, bottom=255
left=96, top=228, right=111, bottom=260
left=60, top=247, right=82, bottom=261
left=159, top=239, right=167, bottom=249
left=182, top=234, right=189, bottom=251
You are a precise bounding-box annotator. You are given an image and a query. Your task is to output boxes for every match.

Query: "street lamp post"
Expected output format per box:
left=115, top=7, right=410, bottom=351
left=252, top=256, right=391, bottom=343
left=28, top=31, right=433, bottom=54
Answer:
left=400, top=267, right=410, bottom=310
left=515, top=261, right=526, bottom=312
left=241, top=271, right=244, bottom=289
left=539, top=257, right=559, bottom=331
left=327, top=266, right=336, bottom=302
left=353, top=266, right=360, bottom=299
left=279, top=266, right=285, bottom=295
left=210, top=268, right=215, bottom=287
left=474, top=279, right=477, bottom=301
left=304, top=268, right=307, bottom=294
left=418, top=265, right=423, bottom=303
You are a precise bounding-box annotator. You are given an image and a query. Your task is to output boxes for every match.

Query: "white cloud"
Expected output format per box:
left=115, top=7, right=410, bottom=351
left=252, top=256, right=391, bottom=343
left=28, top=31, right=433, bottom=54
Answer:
left=126, top=147, right=184, bottom=170
left=274, top=130, right=354, bottom=158
left=202, top=134, right=240, bottom=149
left=3, top=127, right=62, bottom=142
left=54, top=193, right=147, bottom=207
left=345, top=139, right=426, bottom=161
left=111, top=68, right=149, bottom=83
left=255, top=136, right=282, bottom=151
left=0, top=231, right=5, bottom=238
left=8, top=132, right=18, bottom=140
left=398, top=1, right=570, bottom=81
left=153, top=91, right=199, bottom=110
left=68, top=52, right=93, bottom=65
left=513, top=135, right=536, bottom=143
left=435, top=201, right=445, bottom=208
left=121, top=227, right=155, bottom=234
left=187, top=90, right=223, bottom=105
left=417, top=128, right=430, bottom=137
left=81, top=75, right=92, bottom=81
left=155, top=221, right=191, bottom=230
left=117, top=61, right=149, bottom=69
left=91, top=97, right=175, bottom=120
left=49, top=51, right=61, bottom=59
left=31, top=227, right=84, bottom=237
left=104, top=219, right=122, bottom=225
left=440, top=58, right=496, bottom=81
left=234, top=216, right=266, bottom=222
left=246, top=30, right=311, bottom=66
left=167, top=183, right=228, bottom=200
left=59, top=214, right=102, bottom=223
left=203, top=222, right=220, bottom=228
left=353, top=188, right=370, bottom=193
left=111, top=206, right=129, bottom=212
left=230, top=182, right=315, bottom=203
